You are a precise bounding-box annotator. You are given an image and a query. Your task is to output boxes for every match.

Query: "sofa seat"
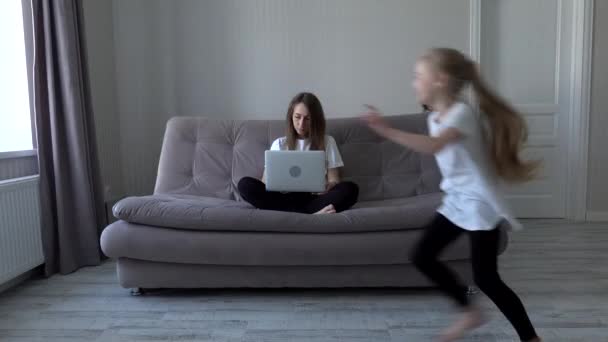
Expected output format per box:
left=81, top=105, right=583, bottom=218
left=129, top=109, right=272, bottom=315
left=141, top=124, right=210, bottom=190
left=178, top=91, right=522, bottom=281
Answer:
left=111, top=193, right=443, bottom=234
left=100, top=221, right=479, bottom=268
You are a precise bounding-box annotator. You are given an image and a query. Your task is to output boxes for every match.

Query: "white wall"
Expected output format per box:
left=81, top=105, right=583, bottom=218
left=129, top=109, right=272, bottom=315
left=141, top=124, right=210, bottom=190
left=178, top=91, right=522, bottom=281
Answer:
left=588, top=0, right=608, bottom=215
left=84, top=0, right=597, bottom=218
left=83, top=0, right=123, bottom=199
left=111, top=0, right=471, bottom=196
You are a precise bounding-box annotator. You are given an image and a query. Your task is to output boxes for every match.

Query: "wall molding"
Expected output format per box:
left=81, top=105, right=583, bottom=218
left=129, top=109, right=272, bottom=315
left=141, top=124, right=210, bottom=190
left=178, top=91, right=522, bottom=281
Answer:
left=469, top=0, right=481, bottom=62
left=586, top=211, right=608, bottom=222
left=567, top=0, right=594, bottom=221
left=466, top=0, right=481, bottom=107
left=553, top=0, right=563, bottom=105
left=515, top=103, right=560, bottom=115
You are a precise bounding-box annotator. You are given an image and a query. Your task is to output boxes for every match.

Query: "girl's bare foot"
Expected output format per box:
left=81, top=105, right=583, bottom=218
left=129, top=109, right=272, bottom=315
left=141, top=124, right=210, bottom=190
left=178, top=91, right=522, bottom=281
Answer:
left=314, top=204, right=336, bottom=214
left=438, top=305, right=484, bottom=342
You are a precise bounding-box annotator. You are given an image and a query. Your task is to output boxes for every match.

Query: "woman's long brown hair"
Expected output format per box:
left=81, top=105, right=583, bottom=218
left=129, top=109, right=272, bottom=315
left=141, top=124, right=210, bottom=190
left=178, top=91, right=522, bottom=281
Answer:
left=422, top=48, right=539, bottom=183
left=285, top=92, right=326, bottom=151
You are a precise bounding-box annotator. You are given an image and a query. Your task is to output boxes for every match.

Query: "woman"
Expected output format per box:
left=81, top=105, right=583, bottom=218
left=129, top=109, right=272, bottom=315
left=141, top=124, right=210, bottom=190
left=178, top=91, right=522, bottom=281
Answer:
left=238, top=92, right=359, bottom=214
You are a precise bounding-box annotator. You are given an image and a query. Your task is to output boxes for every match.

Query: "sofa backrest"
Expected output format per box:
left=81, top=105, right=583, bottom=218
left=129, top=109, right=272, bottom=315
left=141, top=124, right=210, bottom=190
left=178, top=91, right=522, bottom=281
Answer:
left=154, top=114, right=441, bottom=202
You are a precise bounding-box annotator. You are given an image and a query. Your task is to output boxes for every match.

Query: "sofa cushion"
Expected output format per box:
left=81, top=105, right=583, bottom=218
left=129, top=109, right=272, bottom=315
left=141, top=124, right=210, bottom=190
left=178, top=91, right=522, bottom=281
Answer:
left=353, top=192, right=443, bottom=209
left=154, top=114, right=441, bottom=202
left=100, top=221, right=484, bottom=266
left=113, top=193, right=443, bottom=234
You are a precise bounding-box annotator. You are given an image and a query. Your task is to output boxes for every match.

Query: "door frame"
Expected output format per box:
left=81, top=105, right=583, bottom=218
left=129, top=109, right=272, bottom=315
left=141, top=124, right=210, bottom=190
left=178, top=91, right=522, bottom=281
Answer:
left=567, top=0, right=594, bottom=221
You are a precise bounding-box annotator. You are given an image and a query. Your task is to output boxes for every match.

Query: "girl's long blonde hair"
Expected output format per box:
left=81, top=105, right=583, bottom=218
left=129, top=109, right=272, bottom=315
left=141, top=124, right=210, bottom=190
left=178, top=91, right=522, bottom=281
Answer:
left=422, top=48, right=539, bottom=183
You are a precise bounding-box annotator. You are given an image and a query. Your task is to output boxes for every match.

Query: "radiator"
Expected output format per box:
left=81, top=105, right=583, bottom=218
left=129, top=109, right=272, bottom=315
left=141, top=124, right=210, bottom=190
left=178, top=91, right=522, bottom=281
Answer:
left=0, top=175, right=44, bottom=284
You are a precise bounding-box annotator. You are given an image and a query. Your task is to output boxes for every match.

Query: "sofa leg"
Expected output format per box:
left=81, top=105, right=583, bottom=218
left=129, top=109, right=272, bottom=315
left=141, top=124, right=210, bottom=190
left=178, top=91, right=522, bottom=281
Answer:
left=130, top=287, right=145, bottom=296
left=466, top=285, right=479, bottom=296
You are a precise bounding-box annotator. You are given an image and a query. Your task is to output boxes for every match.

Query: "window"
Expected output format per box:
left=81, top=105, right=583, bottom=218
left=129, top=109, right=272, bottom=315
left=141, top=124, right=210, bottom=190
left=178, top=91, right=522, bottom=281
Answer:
left=0, top=0, right=33, bottom=154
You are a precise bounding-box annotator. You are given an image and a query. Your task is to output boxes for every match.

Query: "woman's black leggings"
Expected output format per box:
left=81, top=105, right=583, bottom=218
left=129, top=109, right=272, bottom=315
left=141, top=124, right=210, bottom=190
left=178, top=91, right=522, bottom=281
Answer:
left=411, top=214, right=538, bottom=341
left=237, top=176, right=359, bottom=214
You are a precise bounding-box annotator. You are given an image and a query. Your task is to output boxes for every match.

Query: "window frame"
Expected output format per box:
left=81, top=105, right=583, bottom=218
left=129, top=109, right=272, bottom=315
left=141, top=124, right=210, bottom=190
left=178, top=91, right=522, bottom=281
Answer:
left=21, top=0, right=37, bottom=153
left=0, top=1, right=36, bottom=162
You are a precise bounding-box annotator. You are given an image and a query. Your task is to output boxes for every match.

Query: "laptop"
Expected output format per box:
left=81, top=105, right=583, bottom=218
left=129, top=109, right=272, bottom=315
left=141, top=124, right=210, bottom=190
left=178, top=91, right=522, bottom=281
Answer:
left=265, top=150, right=326, bottom=192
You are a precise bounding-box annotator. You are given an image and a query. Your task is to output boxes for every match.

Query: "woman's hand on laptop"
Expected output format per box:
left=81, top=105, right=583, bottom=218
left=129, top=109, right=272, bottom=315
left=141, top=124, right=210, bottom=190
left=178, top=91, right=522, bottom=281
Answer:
left=322, top=168, right=340, bottom=194
left=315, top=181, right=337, bottom=195
left=325, top=181, right=338, bottom=193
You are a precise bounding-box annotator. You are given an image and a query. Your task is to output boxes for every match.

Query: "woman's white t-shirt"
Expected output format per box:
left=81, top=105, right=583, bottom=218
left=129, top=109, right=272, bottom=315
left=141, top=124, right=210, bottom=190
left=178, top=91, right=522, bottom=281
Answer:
left=270, top=135, right=344, bottom=169
left=428, top=102, right=522, bottom=231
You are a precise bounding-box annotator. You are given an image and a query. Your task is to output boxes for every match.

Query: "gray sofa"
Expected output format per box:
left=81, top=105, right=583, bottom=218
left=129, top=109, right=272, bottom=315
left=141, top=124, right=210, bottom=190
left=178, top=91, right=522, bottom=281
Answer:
left=100, top=113, right=507, bottom=290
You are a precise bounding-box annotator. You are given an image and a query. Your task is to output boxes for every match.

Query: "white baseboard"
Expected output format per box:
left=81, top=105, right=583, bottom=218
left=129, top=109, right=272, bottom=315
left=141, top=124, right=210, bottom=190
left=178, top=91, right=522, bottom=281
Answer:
left=586, top=211, right=608, bottom=222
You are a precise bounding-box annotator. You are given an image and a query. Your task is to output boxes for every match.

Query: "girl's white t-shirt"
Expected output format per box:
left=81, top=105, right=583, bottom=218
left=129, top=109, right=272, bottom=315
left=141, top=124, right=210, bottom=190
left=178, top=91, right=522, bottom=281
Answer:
left=428, top=102, right=522, bottom=231
left=270, top=135, right=344, bottom=169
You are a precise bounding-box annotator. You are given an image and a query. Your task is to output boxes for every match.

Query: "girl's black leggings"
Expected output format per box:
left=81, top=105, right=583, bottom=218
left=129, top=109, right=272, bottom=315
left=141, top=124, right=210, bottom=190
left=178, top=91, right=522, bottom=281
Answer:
left=237, top=176, right=359, bottom=214
left=411, top=214, right=538, bottom=341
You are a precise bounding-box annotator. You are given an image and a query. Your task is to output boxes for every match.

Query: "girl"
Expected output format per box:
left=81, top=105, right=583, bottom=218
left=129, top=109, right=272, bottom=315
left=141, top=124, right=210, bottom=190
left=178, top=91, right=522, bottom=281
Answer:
left=362, top=48, right=541, bottom=342
left=238, top=92, right=359, bottom=214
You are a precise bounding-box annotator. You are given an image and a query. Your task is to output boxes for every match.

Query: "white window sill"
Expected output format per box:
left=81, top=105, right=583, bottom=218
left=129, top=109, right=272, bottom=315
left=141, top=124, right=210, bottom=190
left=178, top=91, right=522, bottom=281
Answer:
left=0, top=150, right=37, bottom=160
left=0, top=174, right=39, bottom=187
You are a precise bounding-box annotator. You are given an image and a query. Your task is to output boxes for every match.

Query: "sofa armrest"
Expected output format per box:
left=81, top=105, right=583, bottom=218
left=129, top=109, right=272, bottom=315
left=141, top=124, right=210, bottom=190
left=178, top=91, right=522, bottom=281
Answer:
left=113, top=194, right=253, bottom=228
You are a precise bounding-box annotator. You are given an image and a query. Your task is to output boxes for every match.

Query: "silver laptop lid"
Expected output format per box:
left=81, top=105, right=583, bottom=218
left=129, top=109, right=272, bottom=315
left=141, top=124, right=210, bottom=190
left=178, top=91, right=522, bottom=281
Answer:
left=265, top=150, right=326, bottom=193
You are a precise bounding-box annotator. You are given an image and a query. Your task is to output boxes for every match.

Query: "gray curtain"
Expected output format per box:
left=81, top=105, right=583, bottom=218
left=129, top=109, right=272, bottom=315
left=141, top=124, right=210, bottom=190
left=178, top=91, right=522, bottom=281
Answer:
left=30, top=0, right=107, bottom=275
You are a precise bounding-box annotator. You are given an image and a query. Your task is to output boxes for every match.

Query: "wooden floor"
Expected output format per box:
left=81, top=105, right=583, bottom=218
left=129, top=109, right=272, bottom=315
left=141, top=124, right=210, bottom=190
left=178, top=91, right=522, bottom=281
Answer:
left=0, top=220, right=607, bottom=341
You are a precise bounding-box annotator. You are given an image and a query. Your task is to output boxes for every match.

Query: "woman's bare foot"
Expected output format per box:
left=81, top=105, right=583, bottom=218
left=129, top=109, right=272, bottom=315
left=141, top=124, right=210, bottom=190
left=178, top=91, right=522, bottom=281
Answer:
left=314, top=204, right=336, bottom=214
left=438, top=305, right=484, bottom=342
